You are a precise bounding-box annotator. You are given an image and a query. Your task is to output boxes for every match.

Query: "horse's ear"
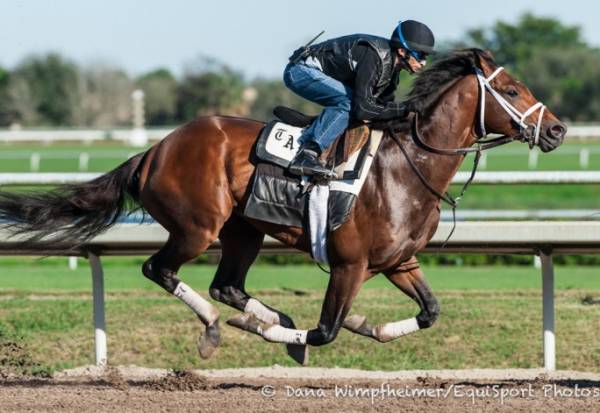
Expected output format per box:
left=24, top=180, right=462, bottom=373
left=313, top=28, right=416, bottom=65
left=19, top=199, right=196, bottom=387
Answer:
left=473, top=49, right=497, bottom=73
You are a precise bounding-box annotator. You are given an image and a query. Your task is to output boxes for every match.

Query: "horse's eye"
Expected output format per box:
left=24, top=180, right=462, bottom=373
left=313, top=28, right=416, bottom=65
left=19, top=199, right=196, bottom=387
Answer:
left=507, top=88, right=519, bottom=98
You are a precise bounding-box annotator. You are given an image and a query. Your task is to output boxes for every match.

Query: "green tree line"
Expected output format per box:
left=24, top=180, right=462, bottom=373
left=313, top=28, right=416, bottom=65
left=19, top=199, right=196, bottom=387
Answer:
left=0, top=13, right=597, bottom=127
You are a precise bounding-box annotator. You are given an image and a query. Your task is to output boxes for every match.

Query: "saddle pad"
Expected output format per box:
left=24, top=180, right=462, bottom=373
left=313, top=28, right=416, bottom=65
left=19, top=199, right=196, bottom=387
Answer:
left=244, top=130, right=384, bottom=231
left=255, top=121, right=303, bottom=168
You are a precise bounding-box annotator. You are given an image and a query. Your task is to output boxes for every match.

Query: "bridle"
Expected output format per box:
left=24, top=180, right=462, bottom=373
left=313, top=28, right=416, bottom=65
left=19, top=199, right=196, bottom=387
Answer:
left=393, top=65, right=548, bottom=157
left=387, top=62, right=548, bottom=243
left=475, top=66, right=546, bottom=149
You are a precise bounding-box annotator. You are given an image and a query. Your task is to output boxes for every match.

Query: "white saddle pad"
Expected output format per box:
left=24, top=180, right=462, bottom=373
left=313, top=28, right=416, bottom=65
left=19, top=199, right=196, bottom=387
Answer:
left=264, top=122, right=303, bottom=163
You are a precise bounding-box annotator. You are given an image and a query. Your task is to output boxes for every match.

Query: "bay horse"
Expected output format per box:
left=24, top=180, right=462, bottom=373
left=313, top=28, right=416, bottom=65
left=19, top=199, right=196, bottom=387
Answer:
left=0, top=49, right=565, bottom=363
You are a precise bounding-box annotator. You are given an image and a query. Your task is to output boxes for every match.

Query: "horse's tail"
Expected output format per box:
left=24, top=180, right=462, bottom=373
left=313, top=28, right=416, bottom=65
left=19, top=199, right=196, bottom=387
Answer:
left=0, top=152, right=146, bottom=247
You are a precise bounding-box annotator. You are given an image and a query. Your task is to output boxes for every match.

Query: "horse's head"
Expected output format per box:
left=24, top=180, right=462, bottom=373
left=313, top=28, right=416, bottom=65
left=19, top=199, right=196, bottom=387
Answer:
left=473, top=50, right=566, bottom=152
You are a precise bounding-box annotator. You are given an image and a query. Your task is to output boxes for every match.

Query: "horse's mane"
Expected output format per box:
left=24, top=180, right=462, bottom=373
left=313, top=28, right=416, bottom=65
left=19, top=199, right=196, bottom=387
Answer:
left=403, top=48, right=497, bottom=116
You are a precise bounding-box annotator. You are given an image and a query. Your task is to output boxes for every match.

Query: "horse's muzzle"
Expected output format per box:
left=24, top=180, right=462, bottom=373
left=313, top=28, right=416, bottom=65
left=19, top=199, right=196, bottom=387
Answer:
left=538, top=122, right=567, bottom=152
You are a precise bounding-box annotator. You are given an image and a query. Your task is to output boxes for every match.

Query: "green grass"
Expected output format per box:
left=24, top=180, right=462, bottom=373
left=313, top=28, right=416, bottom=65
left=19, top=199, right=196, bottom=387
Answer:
left=1, top=258, right=600, bottom=374
left=1, top=257, right=600, bottom=292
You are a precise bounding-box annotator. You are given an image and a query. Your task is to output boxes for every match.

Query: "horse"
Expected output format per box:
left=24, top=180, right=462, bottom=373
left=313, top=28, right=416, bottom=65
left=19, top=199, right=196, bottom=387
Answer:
left=0, top=49, right=565, bottom=364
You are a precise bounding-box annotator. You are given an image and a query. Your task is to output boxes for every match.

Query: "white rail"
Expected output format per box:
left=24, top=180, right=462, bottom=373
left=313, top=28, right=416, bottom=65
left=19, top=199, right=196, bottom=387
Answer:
left=1, top=171, right=600, bottom=186
left=0, top=128, right=173, bottom=143
left=0, top=125, right=598, bottom=143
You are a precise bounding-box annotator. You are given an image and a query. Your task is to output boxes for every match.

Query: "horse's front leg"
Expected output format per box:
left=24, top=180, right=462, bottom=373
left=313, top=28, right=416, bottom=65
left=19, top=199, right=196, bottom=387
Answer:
left=239, top=262, right=367, bottom=352
left=343, top=256, right=440, bottom=342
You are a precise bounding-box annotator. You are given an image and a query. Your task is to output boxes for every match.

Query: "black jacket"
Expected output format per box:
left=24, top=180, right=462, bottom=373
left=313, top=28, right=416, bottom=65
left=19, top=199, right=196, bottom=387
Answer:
left=290, top=34, right=406, bottom=121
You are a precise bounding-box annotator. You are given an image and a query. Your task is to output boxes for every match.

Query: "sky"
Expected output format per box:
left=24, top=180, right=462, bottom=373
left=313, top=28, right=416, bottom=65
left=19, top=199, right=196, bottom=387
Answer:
left=1, top=0, right=598, bottom=79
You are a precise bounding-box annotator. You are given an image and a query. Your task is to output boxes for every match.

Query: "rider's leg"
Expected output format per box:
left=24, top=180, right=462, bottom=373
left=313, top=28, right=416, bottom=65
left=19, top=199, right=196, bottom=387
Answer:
left=283, top=63, right=352, bottom=178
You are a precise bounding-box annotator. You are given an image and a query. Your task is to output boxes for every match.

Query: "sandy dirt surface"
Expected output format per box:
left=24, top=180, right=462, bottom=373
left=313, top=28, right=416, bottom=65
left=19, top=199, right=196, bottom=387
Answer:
left=1, top=366, right=600, bottom=412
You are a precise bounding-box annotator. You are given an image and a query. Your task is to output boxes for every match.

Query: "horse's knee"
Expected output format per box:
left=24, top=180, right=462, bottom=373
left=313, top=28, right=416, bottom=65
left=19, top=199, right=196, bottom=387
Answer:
left=307, top=324, right=340, bottom=346
left=416, top=297, right=440, bottom=329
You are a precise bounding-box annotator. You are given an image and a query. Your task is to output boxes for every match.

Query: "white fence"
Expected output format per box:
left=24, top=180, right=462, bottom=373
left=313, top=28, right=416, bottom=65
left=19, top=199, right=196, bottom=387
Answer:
left=0, top=124, right=598, bottom=144
left=0, top=128, right=173, bottom=144
left=1, top=171, right=600, bottom=186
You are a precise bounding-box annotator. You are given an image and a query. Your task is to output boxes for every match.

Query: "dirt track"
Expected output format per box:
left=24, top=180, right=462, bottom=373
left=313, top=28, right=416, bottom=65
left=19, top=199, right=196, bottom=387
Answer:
left=1, top=366, right=600, bottom=412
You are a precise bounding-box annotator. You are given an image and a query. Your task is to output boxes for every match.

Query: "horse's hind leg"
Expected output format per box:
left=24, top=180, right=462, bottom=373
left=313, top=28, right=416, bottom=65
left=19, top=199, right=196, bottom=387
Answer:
left=343, top=256, right=440, bottom=342
left=209, top=216, right=308, bottom=363
left=209, top=216, right=293, bottom=325
left=142, top=231, right=222, bottom=359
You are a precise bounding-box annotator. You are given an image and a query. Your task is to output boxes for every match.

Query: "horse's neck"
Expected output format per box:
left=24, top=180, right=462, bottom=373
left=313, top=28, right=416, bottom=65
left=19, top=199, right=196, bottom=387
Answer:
left=374, top=75, right=478, bottom=210
left=406, top=75, right=478, bottom=194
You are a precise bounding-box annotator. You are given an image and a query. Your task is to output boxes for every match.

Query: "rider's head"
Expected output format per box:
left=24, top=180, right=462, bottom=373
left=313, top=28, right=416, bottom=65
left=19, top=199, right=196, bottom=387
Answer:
left=391, top=20, right=435, bottom=73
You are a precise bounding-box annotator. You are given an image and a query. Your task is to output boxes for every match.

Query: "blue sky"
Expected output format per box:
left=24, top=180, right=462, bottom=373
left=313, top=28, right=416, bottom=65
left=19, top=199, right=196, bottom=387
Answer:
left=2, top=0, right=598, bottom=79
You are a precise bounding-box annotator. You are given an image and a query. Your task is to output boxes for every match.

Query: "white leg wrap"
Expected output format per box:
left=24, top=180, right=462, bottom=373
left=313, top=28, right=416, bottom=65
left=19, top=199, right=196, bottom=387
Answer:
left=258, top=324, right=307, bottom=345
left=173, top=282, right=219, bottom=325
left=376, top=317, right=420, bottom=341
left=244, top=298, right=280, bottom=324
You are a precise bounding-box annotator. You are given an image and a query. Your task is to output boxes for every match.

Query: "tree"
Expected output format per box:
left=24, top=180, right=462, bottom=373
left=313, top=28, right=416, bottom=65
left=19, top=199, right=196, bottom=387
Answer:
left=8, top=53, right=80, bottom=126
left=464, top=13, right=585, bottom=72
left=248, top=79, right=320, bottom=122
left=461, top=13, right=600, bottom=121
left=136, top=69, right=178, bottom=125
left=177, top=57, right=246, bottom=121
left=519, top=48, right=600, bottom=121
left=0, top=66, right=16, bottom=126
left=73, top=64, right=134, bottom=127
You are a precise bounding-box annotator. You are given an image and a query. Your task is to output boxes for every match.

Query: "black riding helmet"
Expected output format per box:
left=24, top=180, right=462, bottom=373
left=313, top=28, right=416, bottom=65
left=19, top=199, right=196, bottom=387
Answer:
left=390, top=20, right=435, bottom=60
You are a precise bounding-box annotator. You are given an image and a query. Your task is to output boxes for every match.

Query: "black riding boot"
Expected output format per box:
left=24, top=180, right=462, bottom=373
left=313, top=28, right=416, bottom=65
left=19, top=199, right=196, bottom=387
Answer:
left=288, top=142, right=337, bottom=180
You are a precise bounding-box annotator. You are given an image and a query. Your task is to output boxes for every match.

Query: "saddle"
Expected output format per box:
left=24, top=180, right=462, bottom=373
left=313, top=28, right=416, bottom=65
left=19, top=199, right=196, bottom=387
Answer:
left=243, top=106, right=383, bottom=244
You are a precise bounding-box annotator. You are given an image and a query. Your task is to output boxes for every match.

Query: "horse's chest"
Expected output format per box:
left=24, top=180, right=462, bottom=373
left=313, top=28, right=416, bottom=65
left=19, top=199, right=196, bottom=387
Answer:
left=368, top=200, right=441, bottom=270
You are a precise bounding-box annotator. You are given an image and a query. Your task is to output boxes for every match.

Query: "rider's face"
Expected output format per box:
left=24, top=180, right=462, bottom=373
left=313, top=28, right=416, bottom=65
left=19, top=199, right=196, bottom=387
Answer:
left=396, top=48, right=426, bottom=73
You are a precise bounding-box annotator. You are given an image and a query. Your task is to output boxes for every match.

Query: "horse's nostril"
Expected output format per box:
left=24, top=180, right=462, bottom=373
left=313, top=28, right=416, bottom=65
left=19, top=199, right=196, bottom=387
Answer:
left=549, top=123, right=567, bottom=139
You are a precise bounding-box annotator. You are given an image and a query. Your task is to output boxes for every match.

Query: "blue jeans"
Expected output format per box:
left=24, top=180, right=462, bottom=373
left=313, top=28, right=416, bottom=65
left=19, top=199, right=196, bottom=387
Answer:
left=283, top=63, right=352, bottom=152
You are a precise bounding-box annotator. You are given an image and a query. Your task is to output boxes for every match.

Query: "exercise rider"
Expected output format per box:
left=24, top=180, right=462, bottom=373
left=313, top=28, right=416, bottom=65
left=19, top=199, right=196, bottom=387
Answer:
left=283, top=20, right=435, bottom=179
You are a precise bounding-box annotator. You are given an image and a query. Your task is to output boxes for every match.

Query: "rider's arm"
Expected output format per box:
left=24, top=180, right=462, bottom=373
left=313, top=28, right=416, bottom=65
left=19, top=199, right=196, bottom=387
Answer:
left=352, top=47, right=407, bottom=121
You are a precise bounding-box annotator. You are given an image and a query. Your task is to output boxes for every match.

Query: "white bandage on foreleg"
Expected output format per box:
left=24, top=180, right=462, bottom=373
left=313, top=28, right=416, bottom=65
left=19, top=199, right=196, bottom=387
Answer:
left=376, top=317, right=420, bottom=341
left=258, top=324, right=307, bottom=345
left=244, top=298, right=281, bottom=324
left=173, top=282, right=219, bottom=325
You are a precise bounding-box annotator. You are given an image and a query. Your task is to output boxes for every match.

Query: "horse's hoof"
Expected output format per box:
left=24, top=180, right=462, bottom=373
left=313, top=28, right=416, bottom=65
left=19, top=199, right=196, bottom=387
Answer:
left=286, top=344, right=309, bottom=366
left=198, top=321, right=220, bottom=359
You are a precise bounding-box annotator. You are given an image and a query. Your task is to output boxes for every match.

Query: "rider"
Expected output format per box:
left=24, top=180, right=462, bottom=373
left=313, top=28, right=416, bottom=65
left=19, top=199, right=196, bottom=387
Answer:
left=284, top=20, right=435, bottom=179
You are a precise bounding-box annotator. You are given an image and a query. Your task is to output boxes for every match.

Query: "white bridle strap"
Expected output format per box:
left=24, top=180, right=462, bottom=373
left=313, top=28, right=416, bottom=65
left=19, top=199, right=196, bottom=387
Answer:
left=475, top=67, right=546, bottom=145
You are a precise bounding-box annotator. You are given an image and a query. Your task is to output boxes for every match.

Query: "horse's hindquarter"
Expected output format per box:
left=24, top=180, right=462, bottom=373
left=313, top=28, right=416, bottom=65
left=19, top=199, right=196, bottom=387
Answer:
left=139, top=116, right=262, bottom=232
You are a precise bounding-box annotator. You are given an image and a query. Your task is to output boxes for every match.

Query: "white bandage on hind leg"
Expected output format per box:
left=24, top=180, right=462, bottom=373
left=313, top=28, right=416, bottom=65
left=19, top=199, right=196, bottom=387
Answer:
left=173, top=282, right=219, bottom=325
left=258, top=324, right=307, bottom=345
left=376, top=317, right=420, bottom=341
left=244, top=298, right=281, bottom=324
